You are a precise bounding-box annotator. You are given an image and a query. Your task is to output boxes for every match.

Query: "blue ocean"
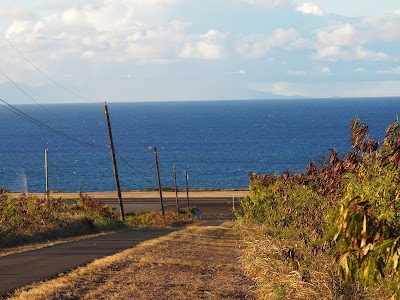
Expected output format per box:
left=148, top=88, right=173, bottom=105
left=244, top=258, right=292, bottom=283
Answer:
left=1, top=98, right=400, bottom=192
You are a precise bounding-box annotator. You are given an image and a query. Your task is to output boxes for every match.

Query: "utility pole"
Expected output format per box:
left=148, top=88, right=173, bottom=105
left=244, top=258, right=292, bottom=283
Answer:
left=184, top=170, right=189, bottom=209
left=153, top=147, right=165, bottom=215
left=104, top=102, right=125, bottom=221
left=173, top=165, right=179, bottom=214
left=45, top=148, right=49, bottom=202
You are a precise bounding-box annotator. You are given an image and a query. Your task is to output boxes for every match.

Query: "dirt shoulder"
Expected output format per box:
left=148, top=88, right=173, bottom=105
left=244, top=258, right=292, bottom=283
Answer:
left=8, top=221, right=254, bottom=300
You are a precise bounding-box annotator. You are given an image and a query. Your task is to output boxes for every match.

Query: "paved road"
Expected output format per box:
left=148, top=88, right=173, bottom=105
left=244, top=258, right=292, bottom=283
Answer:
left=0, top=228, right=179, bottom=297
left=97, top=197, right=240, bottom=215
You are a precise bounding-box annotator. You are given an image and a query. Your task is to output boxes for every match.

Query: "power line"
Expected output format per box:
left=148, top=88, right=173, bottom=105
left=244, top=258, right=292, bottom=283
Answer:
left=0, top=97, right=153, bottom=177
left=1, top=70, right=57, bottom=113
left=0, top=69, right=101, bottom=129
left=0, top=97, right=103, bottom=149
left=0, top=41, right=154, bottom=176
left=0, top=31, right=99, bottom=103
left=114, top=149, right=154, bottom=178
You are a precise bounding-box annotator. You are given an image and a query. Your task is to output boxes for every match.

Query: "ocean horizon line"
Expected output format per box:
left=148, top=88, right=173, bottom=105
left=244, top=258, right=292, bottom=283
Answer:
left=7, top=95, right=400, bottom=106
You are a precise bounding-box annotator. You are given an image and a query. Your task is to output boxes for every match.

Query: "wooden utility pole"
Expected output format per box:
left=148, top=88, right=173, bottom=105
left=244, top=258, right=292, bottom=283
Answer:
left=44, top=148, right=49, bottom=202
left=104, top=102, right=125, bottom=221
left=173, top=165, right=179, bottom=214
left=184, top=170, right=189, bottom=209
left=153, top=147, right=165, bottom=215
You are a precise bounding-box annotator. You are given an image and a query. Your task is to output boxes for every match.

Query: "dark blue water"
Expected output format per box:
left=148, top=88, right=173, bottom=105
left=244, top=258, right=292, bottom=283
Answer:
left=1, top=98, right=399, bottom=192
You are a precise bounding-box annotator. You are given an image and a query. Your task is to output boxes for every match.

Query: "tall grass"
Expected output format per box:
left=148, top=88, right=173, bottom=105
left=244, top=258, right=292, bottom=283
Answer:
left=0, top=191, right=194, bottom=249
left=0, top=192, right=123, bottom=248
left=236, top=117, right=400, bottom=299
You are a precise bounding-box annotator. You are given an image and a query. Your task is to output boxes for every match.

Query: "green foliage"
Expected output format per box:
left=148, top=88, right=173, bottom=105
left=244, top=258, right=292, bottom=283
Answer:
left=70, top=193, right=116, bottom=223
left=238, top=117, right=400, bottom=299
left=241, top=176, right=327, bottom=239
left=183, top=206, right=200, bottom=215
left=333, top=156, right=400, bottom=296
left=0, top=191, right=122, bottom=248
left=0, top=192, right=69, bottom=236
left=125, top=211, right=193, bottom=228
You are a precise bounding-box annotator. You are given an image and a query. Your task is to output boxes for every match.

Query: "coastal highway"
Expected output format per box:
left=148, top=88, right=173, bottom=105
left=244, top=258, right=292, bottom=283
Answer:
left=10, top=190, right=248, bottom=215
left=97, top=197, right=243, bottom=215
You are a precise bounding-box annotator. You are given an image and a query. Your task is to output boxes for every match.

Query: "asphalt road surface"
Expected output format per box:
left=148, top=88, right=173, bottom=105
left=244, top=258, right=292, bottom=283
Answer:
left=98, top=197, right=240, bottom=216
left=0, top=228, right=181, bottom=297
left=0, top=196, right=241, bottom=296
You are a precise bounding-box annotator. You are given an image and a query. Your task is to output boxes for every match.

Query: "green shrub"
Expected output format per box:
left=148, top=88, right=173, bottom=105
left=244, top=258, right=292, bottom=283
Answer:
left=0, top=192, right=122, bottom=248
left=125, top=211, right=193, bottom=228
left=183, top=206, right=199, bottom=215
left=236, top=117, right=400, bottom=299
left=69, top=193, right=116, bottom=223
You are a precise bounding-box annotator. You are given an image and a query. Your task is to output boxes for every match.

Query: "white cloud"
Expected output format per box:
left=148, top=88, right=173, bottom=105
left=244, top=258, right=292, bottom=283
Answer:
left=314, top=23, right=393, bottom=61
left=3, top=1, right=193, bottom=67
left=354, top=67, right=365, bottom=73
left=3, top=1, right=232, bottom=68
left=0, top=0, right=191, bottom=86
left=298, top=0, right=400, bottom=17
left=0, top=4, right=34, bottom=20
left=80, top=50, right=96, bottom=60
left=288, top=70, right=306, bottom=76
left=236, top=28, right=305, bottom=58
left=180, top=30, right=228, bottom=60
left=361, top=15, right=400, bottom=42
left=376, top=66, right=400, bottom=74
left=297, top=2, right=324, bottom=16
left=239, top=0, right=292, bottom=10
left=124, top=21, right=187, bottom=63
left=321, top=67, right=331, bottom=73
left=250, top=80, right=400, bottom=97
left=315, top=24, right=355, bottom=59
left=227, top=69, right=247, bottom=75
left=272, top=82, right=292, bottom=96
left=316, top=46, right=342, bottom=59
left=354, top=46, right=390, bottom=61
left=316, top=23, right=355, bottom=48
left=2, top=0, right=400, bottom=102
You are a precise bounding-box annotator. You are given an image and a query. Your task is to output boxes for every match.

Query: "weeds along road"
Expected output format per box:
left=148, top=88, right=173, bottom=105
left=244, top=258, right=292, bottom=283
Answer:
left=0, top=228, right=179, bottom=297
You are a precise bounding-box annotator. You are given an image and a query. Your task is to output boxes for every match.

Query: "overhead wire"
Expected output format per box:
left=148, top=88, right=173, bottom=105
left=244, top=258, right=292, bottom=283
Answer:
left=0, top=69, right=104, bottom=131
left=0, top=97, right=104, bottom=149
left=0, top=97, right=154, bottom=176
left=114, top=149, right=154, bottom=178
left=0, top=31, right=100, bottom=103
left=1, top=70, right=50, bottom=112
left=0, top=32, right=155, bottom=179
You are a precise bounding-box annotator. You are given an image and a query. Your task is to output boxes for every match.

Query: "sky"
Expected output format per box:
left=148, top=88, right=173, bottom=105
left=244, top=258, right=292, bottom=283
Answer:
left=0, top=0, right=400, bottom=103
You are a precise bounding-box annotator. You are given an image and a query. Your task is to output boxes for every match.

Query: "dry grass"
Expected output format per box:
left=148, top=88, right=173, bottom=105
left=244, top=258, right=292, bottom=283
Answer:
left=8, top=222, right=254, bottom=300
left=235, top=222, right=370, bottom=300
